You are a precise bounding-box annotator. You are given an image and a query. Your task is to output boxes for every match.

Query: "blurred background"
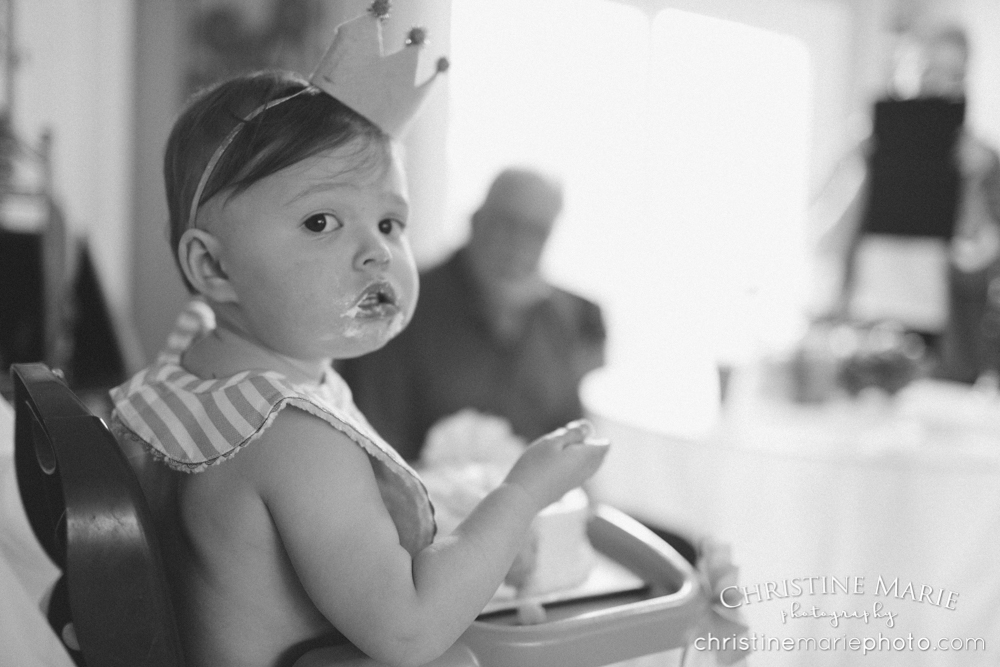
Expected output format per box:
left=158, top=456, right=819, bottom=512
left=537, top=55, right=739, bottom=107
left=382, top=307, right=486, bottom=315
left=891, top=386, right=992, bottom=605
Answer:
left=3, top=0, right=999, bottom=429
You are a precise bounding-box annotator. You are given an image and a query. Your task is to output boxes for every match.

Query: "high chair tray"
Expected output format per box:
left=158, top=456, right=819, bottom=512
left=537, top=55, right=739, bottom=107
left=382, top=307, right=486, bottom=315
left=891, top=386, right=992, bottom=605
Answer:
left=427, top=504, right=705, bottom=667
left=479, top=550, right=647, bottom=617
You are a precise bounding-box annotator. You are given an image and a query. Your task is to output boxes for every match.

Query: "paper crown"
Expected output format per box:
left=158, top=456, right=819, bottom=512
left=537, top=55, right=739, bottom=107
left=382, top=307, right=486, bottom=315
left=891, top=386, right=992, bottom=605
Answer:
left=188, top=1, right=448, bottom=227
left=309, top=0, right=449, bottom=137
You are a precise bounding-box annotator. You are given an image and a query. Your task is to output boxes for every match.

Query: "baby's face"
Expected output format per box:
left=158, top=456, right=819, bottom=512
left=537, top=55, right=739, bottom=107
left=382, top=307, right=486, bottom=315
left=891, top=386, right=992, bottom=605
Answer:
left=206, top=141, right=419, bottom=361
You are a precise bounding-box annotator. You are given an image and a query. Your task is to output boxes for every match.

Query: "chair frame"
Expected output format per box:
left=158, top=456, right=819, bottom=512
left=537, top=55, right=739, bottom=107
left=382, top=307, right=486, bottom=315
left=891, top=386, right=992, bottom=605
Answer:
left=12, top=362, right=184, bottom=667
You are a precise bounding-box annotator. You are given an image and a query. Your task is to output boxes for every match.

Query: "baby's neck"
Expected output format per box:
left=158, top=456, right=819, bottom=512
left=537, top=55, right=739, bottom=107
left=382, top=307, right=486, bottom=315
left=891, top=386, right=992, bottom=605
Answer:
left=182, top=323, right=330, bottom=387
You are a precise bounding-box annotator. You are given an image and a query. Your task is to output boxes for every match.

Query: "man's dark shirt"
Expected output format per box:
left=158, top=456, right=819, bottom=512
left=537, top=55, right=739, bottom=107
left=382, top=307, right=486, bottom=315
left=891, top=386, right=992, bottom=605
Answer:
left=337, top=249, right=606, bottom=462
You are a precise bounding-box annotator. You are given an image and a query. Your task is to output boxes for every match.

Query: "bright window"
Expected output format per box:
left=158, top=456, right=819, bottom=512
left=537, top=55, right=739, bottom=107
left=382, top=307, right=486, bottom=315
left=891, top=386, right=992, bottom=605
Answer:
left=448, top=1, right=813, bottom=436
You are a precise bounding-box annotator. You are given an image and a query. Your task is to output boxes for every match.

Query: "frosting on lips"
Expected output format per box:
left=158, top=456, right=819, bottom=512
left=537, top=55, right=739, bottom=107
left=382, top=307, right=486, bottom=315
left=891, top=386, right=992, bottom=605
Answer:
left=343, top=281, right=400, bottom=319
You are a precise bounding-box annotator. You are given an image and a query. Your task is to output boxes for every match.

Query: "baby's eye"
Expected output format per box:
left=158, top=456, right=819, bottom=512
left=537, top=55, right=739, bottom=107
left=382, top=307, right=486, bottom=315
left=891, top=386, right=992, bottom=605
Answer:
left=378, top=218, right=405, bottom=235
left=302, top=213, right=342, bottom=234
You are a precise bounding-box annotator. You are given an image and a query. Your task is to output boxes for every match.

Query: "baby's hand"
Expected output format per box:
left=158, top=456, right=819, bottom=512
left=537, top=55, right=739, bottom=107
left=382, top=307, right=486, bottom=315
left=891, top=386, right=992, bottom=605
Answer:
left=504, top=420, right=610, bottom=511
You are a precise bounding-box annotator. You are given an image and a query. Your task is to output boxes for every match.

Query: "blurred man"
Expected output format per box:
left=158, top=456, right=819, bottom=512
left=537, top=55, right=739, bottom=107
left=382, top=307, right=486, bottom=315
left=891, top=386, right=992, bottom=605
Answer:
left=815, top=23, right=1000, bottom=383
left=338, top=167, right=606, bottom=461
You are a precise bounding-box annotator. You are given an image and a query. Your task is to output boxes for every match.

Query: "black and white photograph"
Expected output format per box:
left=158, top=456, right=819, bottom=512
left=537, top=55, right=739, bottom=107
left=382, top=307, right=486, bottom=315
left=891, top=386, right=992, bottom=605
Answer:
left=1, top=1, right=998, bottom=665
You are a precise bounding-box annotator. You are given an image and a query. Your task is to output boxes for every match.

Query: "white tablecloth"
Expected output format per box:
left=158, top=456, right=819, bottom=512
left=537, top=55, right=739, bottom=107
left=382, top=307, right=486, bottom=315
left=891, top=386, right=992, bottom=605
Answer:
left=0, top=395, right=75, bottom=667
left=585, top=369, right=1000, bottom=667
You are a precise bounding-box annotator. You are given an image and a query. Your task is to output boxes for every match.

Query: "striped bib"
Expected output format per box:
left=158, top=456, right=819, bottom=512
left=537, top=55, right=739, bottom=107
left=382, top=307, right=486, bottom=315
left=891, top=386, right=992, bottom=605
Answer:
left=110, top=300, right=435, bottom=555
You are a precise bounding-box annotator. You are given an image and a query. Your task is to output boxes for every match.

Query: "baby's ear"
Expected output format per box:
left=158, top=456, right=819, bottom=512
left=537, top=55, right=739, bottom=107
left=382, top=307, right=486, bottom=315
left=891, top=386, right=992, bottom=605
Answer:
left=177, top=228, right=237, bottom=303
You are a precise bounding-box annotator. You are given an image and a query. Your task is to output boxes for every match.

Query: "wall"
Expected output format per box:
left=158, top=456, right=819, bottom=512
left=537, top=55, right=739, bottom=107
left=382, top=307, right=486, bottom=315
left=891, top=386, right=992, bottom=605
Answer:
left=131, top=0, right=188, bottom=363
left=10, top=0, right=138, bottom=365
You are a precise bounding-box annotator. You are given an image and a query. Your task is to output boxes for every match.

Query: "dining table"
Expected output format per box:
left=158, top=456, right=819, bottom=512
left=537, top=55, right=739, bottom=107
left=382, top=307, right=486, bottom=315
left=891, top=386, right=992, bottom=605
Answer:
left=584, top=363, right=1000, bottom=666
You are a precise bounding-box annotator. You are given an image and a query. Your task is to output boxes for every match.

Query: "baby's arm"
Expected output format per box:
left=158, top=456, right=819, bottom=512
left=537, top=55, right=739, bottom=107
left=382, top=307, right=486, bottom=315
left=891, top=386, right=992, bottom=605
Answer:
left=408, top=421, right=609, bottom=645
left=251, top=411, right=606, bottom=667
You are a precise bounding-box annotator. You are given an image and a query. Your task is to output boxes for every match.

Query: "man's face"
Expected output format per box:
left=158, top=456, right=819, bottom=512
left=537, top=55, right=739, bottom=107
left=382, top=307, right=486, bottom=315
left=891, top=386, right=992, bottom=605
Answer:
left=919, top=41, right=967, bottom=99
left=893, top=38, right=967, bottom=100
left=470, top=180, right=561, bottom=284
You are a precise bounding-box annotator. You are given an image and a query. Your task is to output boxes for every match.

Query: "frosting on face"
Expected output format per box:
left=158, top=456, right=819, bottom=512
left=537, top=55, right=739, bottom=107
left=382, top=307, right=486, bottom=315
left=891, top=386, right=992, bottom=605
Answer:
left=203, top=141, right=419, bottom=367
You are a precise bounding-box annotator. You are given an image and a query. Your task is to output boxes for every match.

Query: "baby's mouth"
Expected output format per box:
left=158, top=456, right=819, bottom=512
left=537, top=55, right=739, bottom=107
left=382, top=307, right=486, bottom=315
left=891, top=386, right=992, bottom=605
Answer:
left=346, top=281, right=400, bottom=319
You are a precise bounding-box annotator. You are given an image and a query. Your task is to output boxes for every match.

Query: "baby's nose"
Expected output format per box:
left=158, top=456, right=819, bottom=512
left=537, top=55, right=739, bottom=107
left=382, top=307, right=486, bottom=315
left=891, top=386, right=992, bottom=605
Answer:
left=356, top=235, right=392, bottom=269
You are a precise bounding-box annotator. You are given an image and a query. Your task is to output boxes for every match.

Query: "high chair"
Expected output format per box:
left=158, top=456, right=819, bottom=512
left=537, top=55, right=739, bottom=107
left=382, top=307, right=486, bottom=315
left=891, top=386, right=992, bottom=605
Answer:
left=11, top=362, right=185, bottom=666
left=13, top=363, right=713, bottom=667
left=419, top=505, right=709, bottom=667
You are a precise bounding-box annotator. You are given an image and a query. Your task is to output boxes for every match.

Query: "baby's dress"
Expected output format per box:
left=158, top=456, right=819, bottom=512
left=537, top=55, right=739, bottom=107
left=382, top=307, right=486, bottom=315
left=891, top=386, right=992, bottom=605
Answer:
left=109, top=300, right=435, bottom=556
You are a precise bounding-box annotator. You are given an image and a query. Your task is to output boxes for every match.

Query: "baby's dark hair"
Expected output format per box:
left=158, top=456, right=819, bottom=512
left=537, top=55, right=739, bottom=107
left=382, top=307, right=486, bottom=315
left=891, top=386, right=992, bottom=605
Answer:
left=164, top=70, right=390, bottom=292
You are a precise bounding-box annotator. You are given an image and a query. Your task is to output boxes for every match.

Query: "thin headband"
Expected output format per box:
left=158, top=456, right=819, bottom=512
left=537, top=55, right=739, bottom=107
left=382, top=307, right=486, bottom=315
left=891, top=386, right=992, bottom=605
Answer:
left=187, top=88, right=308, bottom=228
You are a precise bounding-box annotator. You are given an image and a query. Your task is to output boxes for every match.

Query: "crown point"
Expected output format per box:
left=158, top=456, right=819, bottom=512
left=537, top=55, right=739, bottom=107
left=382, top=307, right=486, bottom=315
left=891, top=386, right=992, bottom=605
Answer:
left=369, top=0, right=391, bottom=20
left=405, top=27, right=428, bottom=46
left=436, top=57, right=450, bottom=73
left=309, top=4, right=448, bottom=137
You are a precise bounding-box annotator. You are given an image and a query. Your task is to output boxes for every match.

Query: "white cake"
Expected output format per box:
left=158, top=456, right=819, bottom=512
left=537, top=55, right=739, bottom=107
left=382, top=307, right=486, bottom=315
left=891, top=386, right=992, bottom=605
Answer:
left=418, top=410, right=596, bottom=597
left=510, top=486, right=594, bottom=595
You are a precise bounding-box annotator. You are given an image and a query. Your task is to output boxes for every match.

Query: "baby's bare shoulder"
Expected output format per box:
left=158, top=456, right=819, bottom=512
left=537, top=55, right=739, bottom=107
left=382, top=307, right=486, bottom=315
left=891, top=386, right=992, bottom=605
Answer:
left=183, top=405, right=382, bottom=548
left=241, top=406, right=375, bottom=489
left=179, top=407, right=374, bottom=531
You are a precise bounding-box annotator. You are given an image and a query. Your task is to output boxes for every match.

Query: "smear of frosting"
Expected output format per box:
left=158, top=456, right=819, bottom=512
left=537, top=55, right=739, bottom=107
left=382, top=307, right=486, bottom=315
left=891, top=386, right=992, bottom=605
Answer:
left=338, top=310, right=406, bottom=340
left=342, top=303, right=365, bottom=319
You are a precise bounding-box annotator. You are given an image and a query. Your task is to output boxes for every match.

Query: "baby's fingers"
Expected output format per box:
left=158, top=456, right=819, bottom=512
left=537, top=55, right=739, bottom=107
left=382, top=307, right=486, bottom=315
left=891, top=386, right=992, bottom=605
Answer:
left=540, top=419, right=594, bottom=448
left=565, top=436, right=611, bottom=451
left=561, top=435, right=611, bottom=481
left=557, top=420, right=611, bottom=452
left=564, top=437, right=611, bottom=463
